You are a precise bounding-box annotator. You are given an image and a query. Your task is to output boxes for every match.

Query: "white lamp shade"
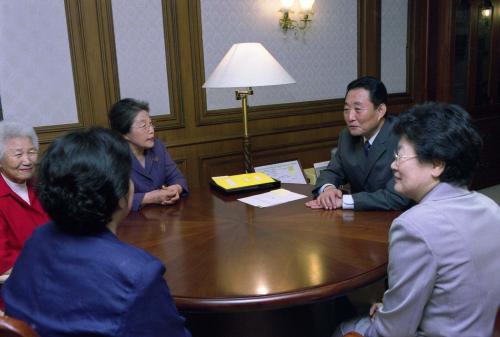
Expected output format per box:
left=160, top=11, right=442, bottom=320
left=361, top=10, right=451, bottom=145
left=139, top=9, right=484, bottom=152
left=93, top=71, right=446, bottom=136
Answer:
left=203, top=43, right=296, bottom=88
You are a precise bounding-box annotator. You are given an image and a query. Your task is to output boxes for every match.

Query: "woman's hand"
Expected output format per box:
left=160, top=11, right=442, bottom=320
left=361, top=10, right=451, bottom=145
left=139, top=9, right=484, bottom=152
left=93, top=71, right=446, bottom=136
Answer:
left=159, top=184, right=182, bottom=205
left=144, top=184, right=182, bottom=206
left=369, top=302, right=383, bottom=322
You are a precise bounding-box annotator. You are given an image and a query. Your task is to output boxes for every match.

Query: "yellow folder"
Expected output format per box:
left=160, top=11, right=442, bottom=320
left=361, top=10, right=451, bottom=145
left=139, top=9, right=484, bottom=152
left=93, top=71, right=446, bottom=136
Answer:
left=210, top=172, right=280, bottom=194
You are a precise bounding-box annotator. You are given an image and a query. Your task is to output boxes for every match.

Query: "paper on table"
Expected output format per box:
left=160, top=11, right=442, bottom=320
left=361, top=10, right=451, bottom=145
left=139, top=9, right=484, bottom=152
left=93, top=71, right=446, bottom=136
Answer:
left=238, top=188, right=307, bottom=208
left=254, top=160, right=307, bottom=184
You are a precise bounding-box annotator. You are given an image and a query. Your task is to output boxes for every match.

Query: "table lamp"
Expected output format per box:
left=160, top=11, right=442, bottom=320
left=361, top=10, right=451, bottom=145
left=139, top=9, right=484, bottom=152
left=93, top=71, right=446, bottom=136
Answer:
left=203, top=42, right=296, bottom=173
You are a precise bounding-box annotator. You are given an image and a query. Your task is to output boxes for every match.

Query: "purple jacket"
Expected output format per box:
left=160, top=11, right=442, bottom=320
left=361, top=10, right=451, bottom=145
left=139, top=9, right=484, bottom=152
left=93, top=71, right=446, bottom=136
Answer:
left=130, top=138, right=188, bottom=211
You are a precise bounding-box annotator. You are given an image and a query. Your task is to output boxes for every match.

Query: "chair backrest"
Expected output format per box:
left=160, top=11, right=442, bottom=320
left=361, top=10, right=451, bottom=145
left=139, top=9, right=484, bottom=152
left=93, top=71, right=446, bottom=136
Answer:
left=0, top=315, right=40, bottom=337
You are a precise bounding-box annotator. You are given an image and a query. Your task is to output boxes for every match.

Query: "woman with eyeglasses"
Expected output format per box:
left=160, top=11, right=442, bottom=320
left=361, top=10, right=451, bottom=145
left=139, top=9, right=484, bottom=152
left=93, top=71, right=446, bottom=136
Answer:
left=334, top=102, right=500, bottom=337
left=0, top=122, right=49, bottom=287
left=109, top=98, right=188, bottom=211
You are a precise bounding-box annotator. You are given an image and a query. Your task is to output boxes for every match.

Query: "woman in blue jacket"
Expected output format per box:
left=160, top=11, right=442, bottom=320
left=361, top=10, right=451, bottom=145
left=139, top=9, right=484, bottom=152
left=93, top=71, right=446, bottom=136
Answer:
left=2, top=128, right=191, bottom=337
left=109, top=98, right=188, bottom=211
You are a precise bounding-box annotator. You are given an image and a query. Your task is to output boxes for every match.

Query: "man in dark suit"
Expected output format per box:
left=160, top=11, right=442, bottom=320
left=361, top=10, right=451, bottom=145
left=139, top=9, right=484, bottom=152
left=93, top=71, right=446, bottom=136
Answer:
left=306, top=76, right=411, bottom=211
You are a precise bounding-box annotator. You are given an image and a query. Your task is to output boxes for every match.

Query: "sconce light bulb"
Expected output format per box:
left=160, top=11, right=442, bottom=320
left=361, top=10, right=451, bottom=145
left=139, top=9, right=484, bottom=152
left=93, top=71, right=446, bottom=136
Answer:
left=280, top=0, right=295, bottom=10
left=481, top=8, right=492, bottom=17
left=299, top=0, right=315, bottom=11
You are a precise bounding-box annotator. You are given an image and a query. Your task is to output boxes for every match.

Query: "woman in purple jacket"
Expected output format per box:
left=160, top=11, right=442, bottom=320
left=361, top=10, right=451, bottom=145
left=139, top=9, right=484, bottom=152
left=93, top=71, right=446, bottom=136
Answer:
left=109, top=98, right=188, bottom=211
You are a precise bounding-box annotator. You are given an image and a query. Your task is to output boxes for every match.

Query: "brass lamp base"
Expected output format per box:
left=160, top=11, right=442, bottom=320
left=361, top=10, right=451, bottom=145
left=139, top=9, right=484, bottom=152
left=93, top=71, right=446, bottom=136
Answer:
left=236, top=88, right=254, bottom=173
left=243, top=135, right=253, bottom=173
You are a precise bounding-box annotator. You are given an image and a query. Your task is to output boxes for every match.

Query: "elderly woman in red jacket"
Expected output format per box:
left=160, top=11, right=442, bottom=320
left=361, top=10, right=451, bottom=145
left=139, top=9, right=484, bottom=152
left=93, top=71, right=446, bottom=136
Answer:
left=0, top=122, right=49, bottom=281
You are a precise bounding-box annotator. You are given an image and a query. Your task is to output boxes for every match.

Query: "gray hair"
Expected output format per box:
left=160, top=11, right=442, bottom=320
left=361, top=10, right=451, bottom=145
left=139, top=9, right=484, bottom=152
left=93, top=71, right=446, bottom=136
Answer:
left=0, top=121, right=39, bottom=160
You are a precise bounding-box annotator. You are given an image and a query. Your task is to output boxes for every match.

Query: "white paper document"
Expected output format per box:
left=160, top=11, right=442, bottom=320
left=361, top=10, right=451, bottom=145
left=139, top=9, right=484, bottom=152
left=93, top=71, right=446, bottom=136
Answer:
left=254, top=160, right=307, bottom=184
left=238, top=188, right=307, bottom=208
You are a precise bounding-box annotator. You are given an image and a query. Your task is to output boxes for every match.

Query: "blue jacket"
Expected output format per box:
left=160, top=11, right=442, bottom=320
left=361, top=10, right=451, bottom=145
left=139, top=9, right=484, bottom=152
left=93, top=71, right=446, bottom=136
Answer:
left=2, top=221, right=191, bottom=337
left=131, top=138, right=189, bottom=211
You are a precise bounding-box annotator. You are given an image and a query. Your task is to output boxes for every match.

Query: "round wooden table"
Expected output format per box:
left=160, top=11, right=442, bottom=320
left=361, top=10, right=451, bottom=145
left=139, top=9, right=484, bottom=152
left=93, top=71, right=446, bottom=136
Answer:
left=117, top=184, right=399, bottom=313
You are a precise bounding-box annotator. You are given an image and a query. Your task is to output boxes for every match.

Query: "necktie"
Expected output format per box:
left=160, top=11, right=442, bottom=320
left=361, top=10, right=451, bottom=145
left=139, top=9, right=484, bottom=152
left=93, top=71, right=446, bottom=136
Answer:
left=363, top=141, right=371, bottom=157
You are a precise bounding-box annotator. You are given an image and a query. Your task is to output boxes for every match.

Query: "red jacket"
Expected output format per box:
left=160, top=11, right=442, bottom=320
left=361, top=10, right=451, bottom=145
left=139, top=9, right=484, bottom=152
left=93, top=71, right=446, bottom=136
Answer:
left=0, top=175, right=49, bottom=274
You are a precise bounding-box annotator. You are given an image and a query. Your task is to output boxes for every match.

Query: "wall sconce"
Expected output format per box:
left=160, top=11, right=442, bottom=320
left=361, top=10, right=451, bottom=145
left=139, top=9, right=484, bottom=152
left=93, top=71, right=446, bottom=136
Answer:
left=279, top=0, right=315, bottom=33
left=481, top=0, right=493, bottom=17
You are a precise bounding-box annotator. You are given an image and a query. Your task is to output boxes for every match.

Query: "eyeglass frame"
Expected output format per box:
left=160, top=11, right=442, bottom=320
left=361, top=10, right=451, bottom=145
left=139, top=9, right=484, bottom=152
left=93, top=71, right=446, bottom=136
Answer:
left=393, top=151, right=418, bottom=165
left=6, top=149, right=39, bottom=159
left=132, top=121, right=155, bottom=131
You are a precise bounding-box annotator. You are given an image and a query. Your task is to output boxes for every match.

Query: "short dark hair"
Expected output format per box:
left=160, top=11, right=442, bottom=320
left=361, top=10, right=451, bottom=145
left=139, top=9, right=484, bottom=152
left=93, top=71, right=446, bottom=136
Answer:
left=394, top=102, right=482, bottom=186
left=37, top=128, right=131, bottom=235
left=346, top=76, right=388, bottom=108
left=108, top=98, right=149, bottom=135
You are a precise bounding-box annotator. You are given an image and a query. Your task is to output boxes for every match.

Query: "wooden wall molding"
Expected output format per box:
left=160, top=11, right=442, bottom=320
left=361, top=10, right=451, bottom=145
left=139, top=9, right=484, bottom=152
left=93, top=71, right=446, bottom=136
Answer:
left=427, top=0, right=454, bottom=102
left=105, top=0, right=185, bottom=130
left=186, top=0, right=208, bottom=127
left=174, top=158, right=188, bottom=176
left=64, top=0, right=118, bottom=128
left=255, top=139, right=338, bottom=163
left=36, top=0, right=119, bottom=148
left=358, top=0, right=381, bottom=78
left=165, top=119, right=344, bottom=149
left=198, top=99, right=346, bottom=126
left=358, top=0, right=428, bottom=105
left=406, top=0, right=429, bottom=103
left=36, top=0, right=106, bottom=148
left=95, top=0, right=120, bottom=119
left=156, top=0, right=185, bottom=129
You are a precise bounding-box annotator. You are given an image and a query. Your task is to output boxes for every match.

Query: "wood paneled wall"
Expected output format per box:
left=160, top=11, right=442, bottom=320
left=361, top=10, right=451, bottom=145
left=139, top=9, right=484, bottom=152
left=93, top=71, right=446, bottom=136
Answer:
left=35, top=0, right=429, bottom=188
left=427, top=0, right=500, bottom=189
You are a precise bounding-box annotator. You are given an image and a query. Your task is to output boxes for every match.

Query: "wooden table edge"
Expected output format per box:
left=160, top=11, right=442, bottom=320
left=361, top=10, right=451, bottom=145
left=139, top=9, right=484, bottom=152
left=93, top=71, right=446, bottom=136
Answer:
left=175, top=264, right=387, bottom=312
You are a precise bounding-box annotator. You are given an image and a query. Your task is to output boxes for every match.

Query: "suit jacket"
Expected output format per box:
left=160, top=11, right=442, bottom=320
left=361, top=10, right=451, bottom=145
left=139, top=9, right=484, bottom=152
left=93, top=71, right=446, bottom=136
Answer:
left=0, top=175, right=49, bottom=274
left=131, top=138, right=189, bottom=211
left=2, top=221, right=191, bottom=337
left=365, top=183, right=500, bottom=337
left=313, top=115, right=411, bottom=210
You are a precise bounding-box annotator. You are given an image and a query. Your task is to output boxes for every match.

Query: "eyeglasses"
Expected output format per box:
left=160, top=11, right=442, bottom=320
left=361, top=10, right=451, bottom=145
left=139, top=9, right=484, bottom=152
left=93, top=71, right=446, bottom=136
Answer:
left=393, top=152, right=418, bottom=164
left=7, top=150, right=38, bottom=159
left=132, top=121, right=155, bottom=131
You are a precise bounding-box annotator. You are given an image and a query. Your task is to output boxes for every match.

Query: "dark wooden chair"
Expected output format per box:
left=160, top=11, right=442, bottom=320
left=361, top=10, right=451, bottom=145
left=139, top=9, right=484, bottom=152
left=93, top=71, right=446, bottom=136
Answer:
left=493, top=308, right=500, bottom=337
left=0, top=315, right=40, bottom=337
left=344, top=307, right=500, bottom=337
left=343, top=332, right=364, bottom=337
